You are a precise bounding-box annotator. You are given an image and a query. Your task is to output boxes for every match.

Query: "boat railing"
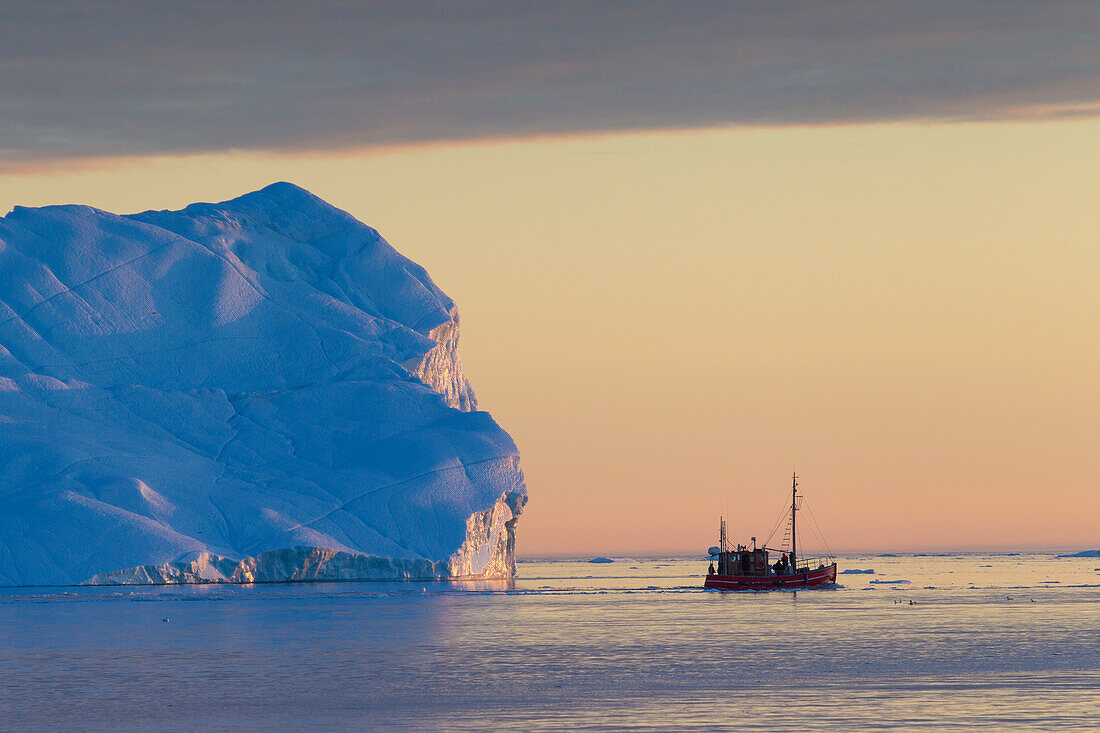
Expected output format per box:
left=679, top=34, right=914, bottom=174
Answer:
left=792, top=555, right=835, bottom=573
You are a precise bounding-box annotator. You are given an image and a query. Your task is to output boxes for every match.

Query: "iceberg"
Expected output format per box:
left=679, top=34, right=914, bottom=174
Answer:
left=0, top=182, right=526, bottom=586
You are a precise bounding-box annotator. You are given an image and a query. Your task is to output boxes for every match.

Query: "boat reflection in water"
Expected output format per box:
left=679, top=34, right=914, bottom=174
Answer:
left=705, top=473, right=837, bottom=590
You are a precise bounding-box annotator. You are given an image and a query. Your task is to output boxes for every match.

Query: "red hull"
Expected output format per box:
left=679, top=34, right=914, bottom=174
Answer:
left=704, top=562, right=837, bottom=590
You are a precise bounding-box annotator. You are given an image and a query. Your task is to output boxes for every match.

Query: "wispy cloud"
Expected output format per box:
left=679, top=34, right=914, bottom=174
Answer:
left=2, top=1, right=1099, bottom=164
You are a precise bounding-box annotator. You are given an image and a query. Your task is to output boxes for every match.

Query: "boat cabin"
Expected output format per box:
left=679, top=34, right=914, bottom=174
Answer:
left=712, top=546, right=801, bottom=577
left=715, top=547, right=768, bottom=576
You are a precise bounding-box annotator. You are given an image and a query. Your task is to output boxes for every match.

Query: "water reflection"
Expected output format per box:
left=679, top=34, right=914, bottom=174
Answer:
left=0, top=554, right=1097, bottom=730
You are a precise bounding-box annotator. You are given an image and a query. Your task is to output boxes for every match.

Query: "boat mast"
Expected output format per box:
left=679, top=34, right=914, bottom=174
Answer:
left=790, top=472, right=798, bottom=571
left=719, top=515, right=727, bottom=574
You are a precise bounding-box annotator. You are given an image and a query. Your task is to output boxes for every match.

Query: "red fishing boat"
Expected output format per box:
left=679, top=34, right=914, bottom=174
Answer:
left=704, top=473, right=837, bottom=590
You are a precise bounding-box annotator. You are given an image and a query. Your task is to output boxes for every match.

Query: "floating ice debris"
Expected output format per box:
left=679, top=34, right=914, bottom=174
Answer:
left=588, top=557, right=613, bottom=564
left=869, top=579, right=910, bottom=584
left=840, top=569, right=875, bottom=574
left=1057, top=550, right=1100, bottom=558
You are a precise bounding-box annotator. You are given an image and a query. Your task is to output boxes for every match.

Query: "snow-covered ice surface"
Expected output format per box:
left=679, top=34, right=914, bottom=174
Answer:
left=0, top=553, right=1098, bottom=730
left=0, top=183, right=525, bottom=586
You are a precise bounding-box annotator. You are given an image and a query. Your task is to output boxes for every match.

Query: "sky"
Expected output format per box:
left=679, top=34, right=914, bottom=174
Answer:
left=2, top=2, right=1098, bottom=554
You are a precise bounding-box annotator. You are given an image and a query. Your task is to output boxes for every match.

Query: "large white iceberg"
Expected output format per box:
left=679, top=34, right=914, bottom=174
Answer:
left=0, top=183, right=525, bottom=586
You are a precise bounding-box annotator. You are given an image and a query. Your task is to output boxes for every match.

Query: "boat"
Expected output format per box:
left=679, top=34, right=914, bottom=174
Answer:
left=704, top=473, right=837, bottom=590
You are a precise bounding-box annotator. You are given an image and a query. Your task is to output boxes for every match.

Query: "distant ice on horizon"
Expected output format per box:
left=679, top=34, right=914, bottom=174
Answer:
left=0, top=182, right=526, bottom=586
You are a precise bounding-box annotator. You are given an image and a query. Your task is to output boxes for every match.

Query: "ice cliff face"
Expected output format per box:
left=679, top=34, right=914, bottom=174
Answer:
left=0, top=182, right=526, bottom=586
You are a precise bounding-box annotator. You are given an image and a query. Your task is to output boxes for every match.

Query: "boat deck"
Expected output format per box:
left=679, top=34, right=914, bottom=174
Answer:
left=704, top=562, right=837, bottom=590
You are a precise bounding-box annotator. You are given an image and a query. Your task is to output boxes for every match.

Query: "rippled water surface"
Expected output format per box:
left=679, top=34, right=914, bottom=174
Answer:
left=2, top=553, right=1098, bottom=731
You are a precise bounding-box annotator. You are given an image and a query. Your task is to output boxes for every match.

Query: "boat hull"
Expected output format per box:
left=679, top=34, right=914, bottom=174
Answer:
left=704, top=562, right=837, bottom=591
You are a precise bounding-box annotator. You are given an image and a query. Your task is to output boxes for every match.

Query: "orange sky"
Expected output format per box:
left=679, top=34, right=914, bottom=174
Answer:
left=2, top=119, right=1097, bottom=555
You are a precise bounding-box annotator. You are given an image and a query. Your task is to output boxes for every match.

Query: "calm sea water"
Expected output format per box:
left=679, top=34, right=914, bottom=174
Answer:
left=1, top=553, right=1098, bottom=731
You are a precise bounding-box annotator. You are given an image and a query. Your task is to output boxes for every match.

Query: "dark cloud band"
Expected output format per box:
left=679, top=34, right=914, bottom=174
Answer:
left=2, top=1, right=1099, bottom=163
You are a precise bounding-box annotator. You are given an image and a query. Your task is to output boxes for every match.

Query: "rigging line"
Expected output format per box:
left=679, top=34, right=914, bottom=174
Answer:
left=763, top=517, right=783, bottom=547
left=800, top=513, right=824, bottom=559
left=803, top=499, right=834, bottom=558
left=763, top=491, right=792, bottom=546
left=808, top=503, right=833, bottom=559
left=805, top=515, right=826, bottom=557
left=798, top=499, right=824, bottom=551
left=763, top=503, right=788, bottom=547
